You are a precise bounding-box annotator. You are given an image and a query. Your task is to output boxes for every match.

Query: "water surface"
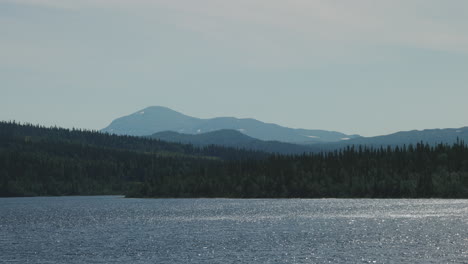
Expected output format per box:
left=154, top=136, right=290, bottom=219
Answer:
left=1, top=196, right=467, bottom=263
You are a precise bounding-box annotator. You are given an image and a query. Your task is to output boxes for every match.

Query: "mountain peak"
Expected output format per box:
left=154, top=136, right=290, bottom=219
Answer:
left=102, top=106, right=200, bottom=136
left=131, top=106, right=188, bottom=117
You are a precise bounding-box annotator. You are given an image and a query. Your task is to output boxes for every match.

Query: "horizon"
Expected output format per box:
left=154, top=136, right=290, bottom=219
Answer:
left=2, top=0, right=468, bottom=137
left=3, top=104, right=468, bottom=138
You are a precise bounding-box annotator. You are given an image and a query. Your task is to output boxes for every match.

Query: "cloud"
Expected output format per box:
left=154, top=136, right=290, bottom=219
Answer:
left=148, top=0, right=468, bottom=68
left=1, top=0, right=77, bottom=9
left=2, top=0, right=468, bottom=70
left=168, top=0, right=468, bottom=54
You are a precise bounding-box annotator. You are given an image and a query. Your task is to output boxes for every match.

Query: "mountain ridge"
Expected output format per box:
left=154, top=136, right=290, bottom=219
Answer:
left=102, top=106, right=468, bottom=151
left=102, top=106, right=359, bottom=144
left=150, top=126, right=468, bottom=154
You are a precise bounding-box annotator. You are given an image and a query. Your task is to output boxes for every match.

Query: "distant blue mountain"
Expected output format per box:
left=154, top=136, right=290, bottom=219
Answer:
left=102, top=106, right=468, bottom=152
left=150, top=126, right=468, bottom=155
left=102, top=106, right=360, bottom=144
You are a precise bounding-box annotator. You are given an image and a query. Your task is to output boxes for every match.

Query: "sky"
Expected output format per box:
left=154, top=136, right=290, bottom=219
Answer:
left=1, top=0, right=468, bottom=137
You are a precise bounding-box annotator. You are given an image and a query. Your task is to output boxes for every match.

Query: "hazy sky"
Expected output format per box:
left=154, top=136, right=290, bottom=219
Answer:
left=2, top=0, right=468, bottom=136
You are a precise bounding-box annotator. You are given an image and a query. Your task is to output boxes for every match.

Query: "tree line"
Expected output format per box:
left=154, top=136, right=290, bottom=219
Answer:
left=1, top=121, right=467, bottom=198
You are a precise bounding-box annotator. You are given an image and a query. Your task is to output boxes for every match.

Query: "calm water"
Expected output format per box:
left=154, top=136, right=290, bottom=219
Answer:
left=0, top=196, right=467, bottom=264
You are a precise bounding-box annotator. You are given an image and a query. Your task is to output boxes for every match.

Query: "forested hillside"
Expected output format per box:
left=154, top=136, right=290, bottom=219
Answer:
left=130, top=142, right=468, bottom=198
left=0, top=122, right=266, bottom=196
left=1, top=122, right=467, bottom=198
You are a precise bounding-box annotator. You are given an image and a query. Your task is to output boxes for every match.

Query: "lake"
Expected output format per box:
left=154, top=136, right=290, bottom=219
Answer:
left=0, top=196, right=467, bottom=263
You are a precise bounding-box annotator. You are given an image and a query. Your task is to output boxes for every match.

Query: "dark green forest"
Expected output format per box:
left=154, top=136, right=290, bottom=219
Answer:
left=1, top=121, right=467, bottom=198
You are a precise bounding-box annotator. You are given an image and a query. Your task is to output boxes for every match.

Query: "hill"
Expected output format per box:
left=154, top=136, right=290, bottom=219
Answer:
left=0, top=121, right=267, bottom=197
left=149, top=129, right=314, bottom=154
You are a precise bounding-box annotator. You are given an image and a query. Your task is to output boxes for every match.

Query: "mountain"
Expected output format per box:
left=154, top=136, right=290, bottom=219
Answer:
left=314, top=127, right=468, bottom=151
left=101, top=106, right=468, bottom=151
left=102, top=106, right=360, bottom=144
left=149, top=129, right=315, bottom=154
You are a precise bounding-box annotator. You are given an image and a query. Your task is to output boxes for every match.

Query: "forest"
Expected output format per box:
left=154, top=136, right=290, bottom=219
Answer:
left=1, top=121, right=467, bottom=198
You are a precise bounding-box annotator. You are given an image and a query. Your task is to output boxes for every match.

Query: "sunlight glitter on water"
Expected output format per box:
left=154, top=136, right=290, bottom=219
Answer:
left=1, top=196, right=467, bottom=264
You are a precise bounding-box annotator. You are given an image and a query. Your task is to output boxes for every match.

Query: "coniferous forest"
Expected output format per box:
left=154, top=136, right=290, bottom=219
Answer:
left=1, top=121, right=467, bottom=198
